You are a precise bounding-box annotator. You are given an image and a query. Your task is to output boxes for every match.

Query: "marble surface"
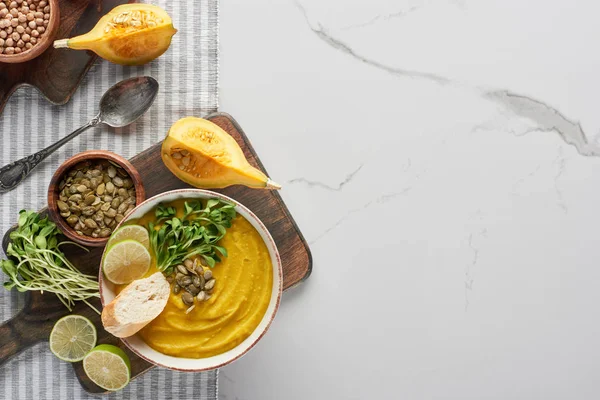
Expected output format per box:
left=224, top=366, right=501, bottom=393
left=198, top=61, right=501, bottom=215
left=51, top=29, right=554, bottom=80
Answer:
left=218, top=0, right=600, bottom=399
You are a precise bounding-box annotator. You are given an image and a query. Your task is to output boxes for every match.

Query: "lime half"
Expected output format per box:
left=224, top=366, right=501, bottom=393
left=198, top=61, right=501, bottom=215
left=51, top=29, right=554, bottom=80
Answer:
left=107, top=225, right=150, bottom=250
left=103, top=239, right=151, bottom=284
left=49, top=315, right=97, bottom=362
left=83, top=344, right=131, bottom=391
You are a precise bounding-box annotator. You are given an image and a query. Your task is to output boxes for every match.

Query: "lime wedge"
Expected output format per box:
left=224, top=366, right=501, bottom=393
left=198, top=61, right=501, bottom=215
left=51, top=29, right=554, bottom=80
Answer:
left=103, top=239, right=151, bottom=284
left=107, top=225, right=150, bottom=250
left=83, top=344, right=131, bottom=391
left=49, top=315, right=97, bottom=362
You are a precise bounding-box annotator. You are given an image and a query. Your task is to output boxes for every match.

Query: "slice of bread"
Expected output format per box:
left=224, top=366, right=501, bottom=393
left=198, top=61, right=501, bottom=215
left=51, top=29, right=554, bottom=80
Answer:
left=102, top=272, right=170, bottom=338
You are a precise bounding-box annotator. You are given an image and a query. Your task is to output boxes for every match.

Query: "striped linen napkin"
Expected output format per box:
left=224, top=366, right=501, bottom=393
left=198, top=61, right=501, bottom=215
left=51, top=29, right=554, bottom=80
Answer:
left=0, top=0, right=219, bottom=398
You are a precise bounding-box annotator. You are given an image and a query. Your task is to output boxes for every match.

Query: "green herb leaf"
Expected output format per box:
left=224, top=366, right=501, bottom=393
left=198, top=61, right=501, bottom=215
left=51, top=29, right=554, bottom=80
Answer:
left=148, top=198, right=236, bottom=271
left=0, top=211, right=100, bottom=314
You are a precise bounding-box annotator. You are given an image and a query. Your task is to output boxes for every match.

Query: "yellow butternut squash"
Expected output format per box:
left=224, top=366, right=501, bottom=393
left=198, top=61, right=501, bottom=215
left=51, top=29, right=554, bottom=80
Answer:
left=161, top=117, right=281, bottom=190
left=54, top=4, right=177, bottom=66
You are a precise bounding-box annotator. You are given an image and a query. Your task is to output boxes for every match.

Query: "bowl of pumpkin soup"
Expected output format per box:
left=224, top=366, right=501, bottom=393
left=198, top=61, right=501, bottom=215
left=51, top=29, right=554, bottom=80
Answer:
left=99, top=189, right=283, bottom=371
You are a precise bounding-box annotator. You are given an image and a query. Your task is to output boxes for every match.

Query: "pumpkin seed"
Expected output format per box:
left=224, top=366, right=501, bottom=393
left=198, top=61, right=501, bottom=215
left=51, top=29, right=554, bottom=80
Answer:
left=204, top=279, right=215, bottom=291
left=182, top=292, right=194, bottom=306
left=196, top=291, right=207, bottom=301
left=68, top=194, right=82, bottom=204
left=69, top=205, right=81, bottom=214
left=203, top=270, right=212, bottom=280
left=105, top=182, right=115, bottom=193
left=56, top=200, right=69, bottom=212
left=89, top=177, right=99, bottom=189
left=180, top=276, right=192, bottom=286
left=173, top=283, right=181, bottom=294
left=185, top=263, right=196, bottom=275
left=192, top=275, right=201, bottom=287
left=107, top=166, right=117, bottom=178
left=84, top=219, right=98, bottom=229
left=117, top=202, right=128, bottom=214
left=185, top=285, right=200, bottom=296
left=96, top=183, right=105, bottom=195
left=176, top=265, right=188, bottom=275
left=99, top=228, right=112, bottom=237
left=113, top=177, right=124, bottom=187
left=82, top=206, right=95, bottom=216
left=60, top=211, right=71, bottom=218
left=105, top=208, right=117, bottom=218
left=84, top=194, right=96, bottom=205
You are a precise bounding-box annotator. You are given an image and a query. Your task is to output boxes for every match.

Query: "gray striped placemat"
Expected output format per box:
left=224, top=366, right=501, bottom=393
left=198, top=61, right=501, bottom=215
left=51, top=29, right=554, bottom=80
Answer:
left=0, top=0, right=219, bottom=398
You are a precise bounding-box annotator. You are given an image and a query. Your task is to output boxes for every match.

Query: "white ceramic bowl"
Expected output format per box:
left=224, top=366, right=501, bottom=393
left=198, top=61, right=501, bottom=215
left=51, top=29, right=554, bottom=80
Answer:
left=99, top=189, right=283, bottom=371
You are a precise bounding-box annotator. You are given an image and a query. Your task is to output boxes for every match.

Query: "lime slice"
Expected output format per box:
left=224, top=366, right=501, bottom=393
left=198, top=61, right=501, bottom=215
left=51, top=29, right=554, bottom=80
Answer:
left=49, top=315, right=97, bottom=362
left=83, top=344, right=131, bottom=391
left=103, top=239, right=151, bottom=284
left=107, top=225, right=150, bottom=250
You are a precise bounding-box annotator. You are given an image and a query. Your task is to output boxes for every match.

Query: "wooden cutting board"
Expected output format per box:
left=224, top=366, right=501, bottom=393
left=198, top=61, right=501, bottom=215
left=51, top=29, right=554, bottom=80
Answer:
left=0, top=0, right=132, bottom=115
left=0, top=112, right=312, bottom=393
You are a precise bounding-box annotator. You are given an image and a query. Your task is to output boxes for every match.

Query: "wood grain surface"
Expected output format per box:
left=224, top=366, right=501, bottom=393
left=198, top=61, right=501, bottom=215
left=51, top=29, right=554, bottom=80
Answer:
left=0, top=113, right=312, bottom=393
left=0, top=0, right=131, bottom=115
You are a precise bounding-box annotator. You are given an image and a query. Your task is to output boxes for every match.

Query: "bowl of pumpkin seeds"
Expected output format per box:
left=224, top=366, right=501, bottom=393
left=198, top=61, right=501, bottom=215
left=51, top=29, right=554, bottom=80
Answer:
left=47, top=150, right=146, bottom=247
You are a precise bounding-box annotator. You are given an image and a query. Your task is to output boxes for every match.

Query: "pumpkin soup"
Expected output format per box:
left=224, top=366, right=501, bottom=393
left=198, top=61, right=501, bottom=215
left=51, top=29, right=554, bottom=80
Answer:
left=117, top=199, right=273, bottom=358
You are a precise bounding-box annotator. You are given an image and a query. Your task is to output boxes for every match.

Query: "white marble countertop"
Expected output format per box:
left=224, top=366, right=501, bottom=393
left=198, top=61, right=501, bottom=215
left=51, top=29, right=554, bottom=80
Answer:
left=219, top=1, right=600, bottom=399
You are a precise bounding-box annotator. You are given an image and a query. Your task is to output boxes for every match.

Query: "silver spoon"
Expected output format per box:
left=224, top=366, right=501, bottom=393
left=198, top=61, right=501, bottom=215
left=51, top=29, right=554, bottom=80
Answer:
left=0, top=76, right=159, bottom=193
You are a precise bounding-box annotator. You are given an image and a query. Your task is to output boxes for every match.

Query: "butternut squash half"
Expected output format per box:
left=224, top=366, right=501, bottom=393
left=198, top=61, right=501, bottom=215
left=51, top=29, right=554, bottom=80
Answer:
left=54, top=4, right=177, bottom=66
left=162, top=117, right=281, bottom=190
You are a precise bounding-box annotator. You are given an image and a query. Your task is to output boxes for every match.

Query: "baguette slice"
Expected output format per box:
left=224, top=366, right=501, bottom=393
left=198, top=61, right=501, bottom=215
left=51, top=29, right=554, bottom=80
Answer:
left=102, top=272, right=170, bottom=338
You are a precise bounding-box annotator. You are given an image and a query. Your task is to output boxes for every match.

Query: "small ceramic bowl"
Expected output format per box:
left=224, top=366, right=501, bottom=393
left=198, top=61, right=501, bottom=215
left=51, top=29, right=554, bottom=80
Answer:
left=99, top=189, right=283, bottom=372
left=0, top=0, right=60, bottom=64
left=47, top=150, right=145, bottom=247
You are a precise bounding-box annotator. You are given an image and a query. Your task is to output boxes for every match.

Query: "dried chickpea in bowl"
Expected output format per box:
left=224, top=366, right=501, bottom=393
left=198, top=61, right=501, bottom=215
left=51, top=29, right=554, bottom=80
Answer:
left=47, top=151, right=145, bottom=247
left=0, top=0, right=59, bottom=63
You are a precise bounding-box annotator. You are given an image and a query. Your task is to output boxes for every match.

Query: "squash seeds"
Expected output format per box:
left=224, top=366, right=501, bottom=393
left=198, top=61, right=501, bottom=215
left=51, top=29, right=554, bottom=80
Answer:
left=57, top=159, right=136, bottom=239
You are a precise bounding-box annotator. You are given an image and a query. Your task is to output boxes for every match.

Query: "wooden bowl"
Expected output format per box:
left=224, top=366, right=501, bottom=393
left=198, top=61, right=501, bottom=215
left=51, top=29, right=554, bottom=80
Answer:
left=47, top=151, right=145, bottom=247
left=0, top=0, right=60, bottom=64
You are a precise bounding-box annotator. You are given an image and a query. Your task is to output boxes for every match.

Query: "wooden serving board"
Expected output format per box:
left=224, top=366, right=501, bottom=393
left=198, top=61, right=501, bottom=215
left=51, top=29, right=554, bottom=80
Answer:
left=0, top=0, right=131, bottom=115
left=0, top=113, right=312, bottom=393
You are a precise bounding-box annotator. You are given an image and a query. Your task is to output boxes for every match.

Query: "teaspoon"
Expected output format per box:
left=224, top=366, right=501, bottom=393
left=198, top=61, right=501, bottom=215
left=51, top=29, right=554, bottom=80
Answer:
left=0, top=76, right=159, bottom=193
